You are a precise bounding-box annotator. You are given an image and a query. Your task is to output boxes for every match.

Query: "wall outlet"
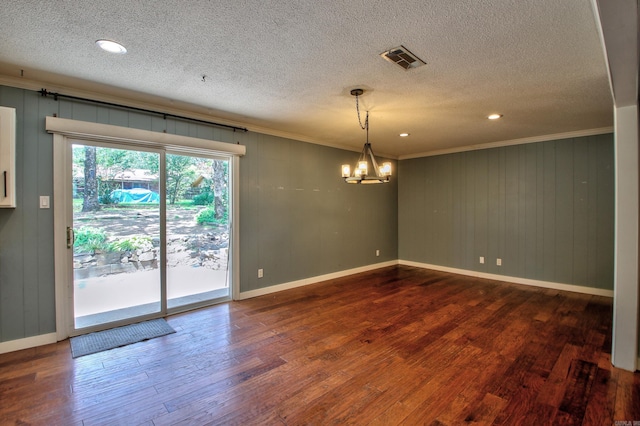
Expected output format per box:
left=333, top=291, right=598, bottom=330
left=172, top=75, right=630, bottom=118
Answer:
left=496, top=258, right=502, bottom=266
left=258, top=268, right=263, bottom=278
left=376, top=249, right=380, bottom=257
left=479, top=256, right=484, bottom=264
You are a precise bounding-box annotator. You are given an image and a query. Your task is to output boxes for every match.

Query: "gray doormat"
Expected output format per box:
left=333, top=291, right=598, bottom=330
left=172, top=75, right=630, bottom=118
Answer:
left=70, top=318, right=175, bottom=358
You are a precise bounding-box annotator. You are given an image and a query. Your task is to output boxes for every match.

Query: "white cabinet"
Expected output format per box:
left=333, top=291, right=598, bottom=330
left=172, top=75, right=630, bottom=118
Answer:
left=0, top=106, right=16, bottom=208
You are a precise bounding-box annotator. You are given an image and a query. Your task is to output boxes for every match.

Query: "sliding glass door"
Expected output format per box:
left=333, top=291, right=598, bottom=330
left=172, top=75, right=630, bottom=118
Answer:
left=72, top=143, right=162, bottom=329
left=67, top=143, right=231, bottom=333
left=166, top=153, right=230, bottom=309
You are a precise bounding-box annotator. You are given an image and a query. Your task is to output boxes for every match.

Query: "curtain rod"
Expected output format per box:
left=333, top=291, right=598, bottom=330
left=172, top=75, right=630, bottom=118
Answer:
left=39, top=89, right=248, bottom=133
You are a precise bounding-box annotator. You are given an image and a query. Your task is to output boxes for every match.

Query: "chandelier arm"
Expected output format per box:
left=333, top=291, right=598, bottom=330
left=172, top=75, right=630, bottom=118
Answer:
left=359, top=143, right=368, bottom=161
left=366, top=143, right=382, bottom=177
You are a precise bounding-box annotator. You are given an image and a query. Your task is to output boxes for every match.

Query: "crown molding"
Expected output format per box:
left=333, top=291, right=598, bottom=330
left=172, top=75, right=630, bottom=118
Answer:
left=399, top=127, right=615, bottom=160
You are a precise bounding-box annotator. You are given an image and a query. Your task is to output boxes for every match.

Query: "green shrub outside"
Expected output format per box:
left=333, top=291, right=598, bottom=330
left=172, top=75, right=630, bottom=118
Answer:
left=99, top=193, right=115, bottom=205
left=196, top=206, right=228, bottom=225
left=193, top=192, right=214, bottom=205
left=109, top=236, right=153, bottom=252
left=74, top=226, right=152, bottom=253
left=74, top=227, right=109, bottom=253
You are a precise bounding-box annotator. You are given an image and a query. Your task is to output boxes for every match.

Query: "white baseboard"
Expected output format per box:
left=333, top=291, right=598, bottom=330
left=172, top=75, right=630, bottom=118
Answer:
left=238, top=259, right=614, bottom=300
left=236, top=260, right=398, bottom=300
left=399, top=260, right=614, bottom=297
left=0, top=333, right=58, bottom=355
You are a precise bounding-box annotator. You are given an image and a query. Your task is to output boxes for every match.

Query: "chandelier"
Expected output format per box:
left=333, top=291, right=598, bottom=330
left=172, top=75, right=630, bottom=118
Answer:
left=341, top=89, right=392, bottom=184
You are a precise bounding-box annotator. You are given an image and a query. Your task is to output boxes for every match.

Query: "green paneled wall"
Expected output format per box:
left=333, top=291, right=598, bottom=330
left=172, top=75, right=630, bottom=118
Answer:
left=0, top=86, right=398, bottom=343
left=0, top=84, right=616, bottom=346
left=240, top=133, right=398, bottom=292
left=398, top=134, right=615, bottom=289
left=0, top=87, right=57, bottom=342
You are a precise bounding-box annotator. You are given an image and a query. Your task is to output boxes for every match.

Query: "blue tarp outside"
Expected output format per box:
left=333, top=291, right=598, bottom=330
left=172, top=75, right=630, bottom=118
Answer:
left=110, top=188, right=160, bottom=203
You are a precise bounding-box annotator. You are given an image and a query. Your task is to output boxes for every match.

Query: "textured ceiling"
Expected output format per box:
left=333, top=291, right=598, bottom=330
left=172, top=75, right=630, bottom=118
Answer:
left=0, top=0, right=613, bottom=158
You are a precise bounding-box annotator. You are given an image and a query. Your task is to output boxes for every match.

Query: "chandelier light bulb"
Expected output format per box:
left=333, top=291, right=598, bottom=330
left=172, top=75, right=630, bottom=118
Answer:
left=380, top=162, right=392, bottom=177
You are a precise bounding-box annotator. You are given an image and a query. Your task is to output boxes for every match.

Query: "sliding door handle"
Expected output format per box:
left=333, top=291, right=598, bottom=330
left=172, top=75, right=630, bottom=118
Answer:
left=2, top=171, right=6, bottom=197
left=66, top=227, right=75, bottom=249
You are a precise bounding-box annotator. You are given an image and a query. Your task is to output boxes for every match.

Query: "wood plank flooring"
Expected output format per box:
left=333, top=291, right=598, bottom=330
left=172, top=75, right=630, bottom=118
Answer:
left=1, top=265, right=638, bottom=425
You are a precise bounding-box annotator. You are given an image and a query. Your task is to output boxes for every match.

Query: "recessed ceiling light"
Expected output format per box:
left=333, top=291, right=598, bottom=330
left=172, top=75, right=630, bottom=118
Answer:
left=96, top=39, right=127, bottom=54
left=399, top=133, right=410, bottom=137
left=487, top=114, right=503, bottom=120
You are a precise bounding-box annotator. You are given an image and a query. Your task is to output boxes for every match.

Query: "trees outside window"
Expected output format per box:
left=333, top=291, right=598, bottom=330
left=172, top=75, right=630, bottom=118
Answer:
left=81, top=146, right=100, bottom=212
left=74, top=147, right=228, bottom=214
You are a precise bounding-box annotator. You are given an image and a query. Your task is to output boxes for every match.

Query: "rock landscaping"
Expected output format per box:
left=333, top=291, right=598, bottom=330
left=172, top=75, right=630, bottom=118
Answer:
left=73, top=206, right=228, bottom=280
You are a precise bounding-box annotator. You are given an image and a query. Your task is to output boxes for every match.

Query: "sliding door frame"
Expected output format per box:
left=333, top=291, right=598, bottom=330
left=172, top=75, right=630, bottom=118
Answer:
left=48, top=117, right=245, bottom=340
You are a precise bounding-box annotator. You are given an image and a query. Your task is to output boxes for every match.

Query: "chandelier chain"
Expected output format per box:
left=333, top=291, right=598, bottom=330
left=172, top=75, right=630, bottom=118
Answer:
left=354, top=93, right=368, bottom=131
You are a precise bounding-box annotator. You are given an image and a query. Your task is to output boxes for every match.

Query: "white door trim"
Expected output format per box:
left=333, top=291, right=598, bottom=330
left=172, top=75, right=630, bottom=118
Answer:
left=46, top=116, right=246, bottom=156
left=53, top=133, right=73, bottom=340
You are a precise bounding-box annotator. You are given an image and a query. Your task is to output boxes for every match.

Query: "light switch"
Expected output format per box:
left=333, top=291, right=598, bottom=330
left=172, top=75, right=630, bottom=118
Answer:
left=39, top=196, right=50, bottom=209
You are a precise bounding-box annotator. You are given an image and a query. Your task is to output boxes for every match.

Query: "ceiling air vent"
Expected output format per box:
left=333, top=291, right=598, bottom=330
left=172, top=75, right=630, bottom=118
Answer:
left=380, top=45, right=426, bottom=70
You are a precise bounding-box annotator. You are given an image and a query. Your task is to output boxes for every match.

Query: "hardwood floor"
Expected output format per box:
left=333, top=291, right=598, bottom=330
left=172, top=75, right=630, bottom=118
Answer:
left=1, top=265, right=638, bottom=425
